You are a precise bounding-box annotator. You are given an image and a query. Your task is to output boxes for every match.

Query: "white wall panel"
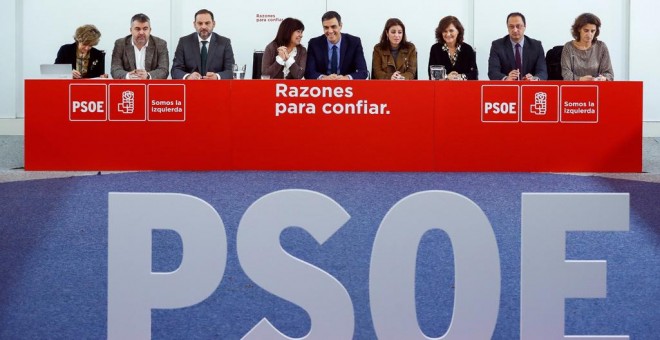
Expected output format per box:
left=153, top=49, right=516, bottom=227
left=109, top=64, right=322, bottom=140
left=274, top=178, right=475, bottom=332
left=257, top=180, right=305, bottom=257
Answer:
left=0, top=1, right=17, bottom=118
left=630, top=0, right=660, bottom=121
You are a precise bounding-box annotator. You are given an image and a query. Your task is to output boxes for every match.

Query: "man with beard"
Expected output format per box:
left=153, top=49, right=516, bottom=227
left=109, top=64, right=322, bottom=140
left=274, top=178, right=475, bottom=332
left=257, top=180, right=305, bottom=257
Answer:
left=171, top=9, right=235, bottom=80
left=111, top=13, right=169, bottom=79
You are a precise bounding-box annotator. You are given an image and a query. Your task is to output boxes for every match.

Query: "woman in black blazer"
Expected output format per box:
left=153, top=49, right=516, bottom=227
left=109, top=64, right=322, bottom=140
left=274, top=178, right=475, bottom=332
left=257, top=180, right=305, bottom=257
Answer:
left=55, top=25, right=107, bottom=78
left=428, top=16, right=478, bottom=80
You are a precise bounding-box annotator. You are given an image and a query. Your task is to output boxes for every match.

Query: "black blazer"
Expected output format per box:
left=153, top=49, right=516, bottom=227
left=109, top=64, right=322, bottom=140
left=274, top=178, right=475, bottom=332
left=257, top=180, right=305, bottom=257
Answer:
left=428, top=42, right=478, bottom=80
left=55, top=42, right=106, bottom=78
left=305, top=33, right=369, bottom=80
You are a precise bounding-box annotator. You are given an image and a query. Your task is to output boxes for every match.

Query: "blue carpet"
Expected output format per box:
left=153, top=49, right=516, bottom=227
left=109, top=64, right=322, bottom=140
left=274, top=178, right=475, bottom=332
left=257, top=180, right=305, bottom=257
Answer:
left=0, top=171, right=658, bottom=339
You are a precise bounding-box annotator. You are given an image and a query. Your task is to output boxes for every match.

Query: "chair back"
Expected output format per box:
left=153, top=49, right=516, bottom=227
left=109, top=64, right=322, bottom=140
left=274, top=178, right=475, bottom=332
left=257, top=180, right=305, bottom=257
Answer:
left=252, top=51, right=264, bottom=79
left=546, top=45, right=564, bottom=80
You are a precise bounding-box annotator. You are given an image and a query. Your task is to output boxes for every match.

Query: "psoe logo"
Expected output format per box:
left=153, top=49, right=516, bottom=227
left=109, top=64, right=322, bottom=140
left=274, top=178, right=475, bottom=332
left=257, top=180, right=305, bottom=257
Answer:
left=481, top=85, right=519, bottom=123
left=521, top=85, right=559, bottom=123
left=69, top=84, right=107, bottom=121
left=531, top=92, right=547, bottom=115
left=118, top=91, right=135, bottom=114
left=109, top=84, right=146, bottom=121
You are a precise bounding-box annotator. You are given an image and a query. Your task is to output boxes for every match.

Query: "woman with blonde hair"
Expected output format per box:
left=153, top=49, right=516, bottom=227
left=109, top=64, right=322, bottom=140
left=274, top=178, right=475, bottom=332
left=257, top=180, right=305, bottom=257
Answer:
left=55, top=24, right=107, bottom=78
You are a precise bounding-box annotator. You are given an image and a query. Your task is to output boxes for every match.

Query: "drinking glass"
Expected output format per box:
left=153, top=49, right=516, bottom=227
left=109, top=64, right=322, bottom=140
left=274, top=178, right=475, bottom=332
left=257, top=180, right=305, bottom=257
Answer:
left=233, top=64, right=246, bottom=79
left=429, top=65, right=446, bottom=80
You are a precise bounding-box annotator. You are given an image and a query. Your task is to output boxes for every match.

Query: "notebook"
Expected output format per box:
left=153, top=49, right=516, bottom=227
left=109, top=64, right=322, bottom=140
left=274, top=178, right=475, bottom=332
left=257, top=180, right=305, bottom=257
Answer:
left=40, top=64, right=73, bottom=79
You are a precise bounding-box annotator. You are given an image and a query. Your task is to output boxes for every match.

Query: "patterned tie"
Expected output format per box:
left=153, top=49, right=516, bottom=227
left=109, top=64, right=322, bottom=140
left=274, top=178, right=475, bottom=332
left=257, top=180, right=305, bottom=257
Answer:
left=515, top=43, right=522, bottom=74
left=330, top=45, right=338, bottom=74
left=201, top=41, right=208, bottom=76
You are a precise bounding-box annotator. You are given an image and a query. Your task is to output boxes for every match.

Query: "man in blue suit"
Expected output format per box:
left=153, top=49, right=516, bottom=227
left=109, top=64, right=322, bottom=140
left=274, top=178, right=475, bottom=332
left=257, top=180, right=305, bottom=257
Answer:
left=488, top=12, right=547, bottom=81
left=305, top=11, right=369, bottom=80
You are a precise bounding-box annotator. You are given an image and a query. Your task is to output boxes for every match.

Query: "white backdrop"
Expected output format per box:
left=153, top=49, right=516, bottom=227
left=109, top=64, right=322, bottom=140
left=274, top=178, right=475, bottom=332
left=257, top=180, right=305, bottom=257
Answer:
left=0, top=1, right=18, bottom=121
left=2, top=0, right=658, bottom=122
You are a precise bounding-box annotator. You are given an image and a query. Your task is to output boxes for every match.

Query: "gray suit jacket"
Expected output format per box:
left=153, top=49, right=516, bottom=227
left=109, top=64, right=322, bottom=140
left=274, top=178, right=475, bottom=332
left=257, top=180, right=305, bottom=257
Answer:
left=111, top=35, right=169, bottom=79
left=171, top=32, right=234, bottom=79
left=487, top=35, right=547, bottom=80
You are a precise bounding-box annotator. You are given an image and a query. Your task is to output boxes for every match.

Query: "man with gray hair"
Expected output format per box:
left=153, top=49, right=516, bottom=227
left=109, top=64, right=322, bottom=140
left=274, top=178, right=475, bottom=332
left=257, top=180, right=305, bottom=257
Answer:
left=111, top=13, right=169, bottom=79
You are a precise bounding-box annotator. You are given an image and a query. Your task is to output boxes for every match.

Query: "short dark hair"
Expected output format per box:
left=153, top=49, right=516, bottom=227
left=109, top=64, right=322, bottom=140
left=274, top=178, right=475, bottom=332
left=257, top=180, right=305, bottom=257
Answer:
left=322, top=11, right=341, bottom=25
left=377, top=18, right=411, bottom=50
left=571, top=12, right=601, bottom=42
left=273, top=18, right=305, bottom=46
left=131, top=13, right=150, bottom=25
left=195, top=9, right=215, bottom=22
left=507, top=12, right=526, bottom=26
left=435, top=15, right=464, bottom=45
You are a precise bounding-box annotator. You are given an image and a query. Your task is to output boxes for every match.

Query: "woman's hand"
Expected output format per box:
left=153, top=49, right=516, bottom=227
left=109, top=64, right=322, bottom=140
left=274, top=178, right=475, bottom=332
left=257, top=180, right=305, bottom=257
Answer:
left=277, top=46, right=289, bottom=61
left=391, top=71, right=405, bottom=80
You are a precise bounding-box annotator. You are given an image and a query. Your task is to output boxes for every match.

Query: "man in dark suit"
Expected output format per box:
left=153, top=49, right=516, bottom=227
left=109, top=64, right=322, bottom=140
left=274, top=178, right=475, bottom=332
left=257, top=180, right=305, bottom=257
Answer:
left=488, top=12, right=547, bottom=80
left=171, top=9, right=235, bottom=80
left=305, top=11, right=368, bottom=80
left=111, top=13, right=169, bottom=79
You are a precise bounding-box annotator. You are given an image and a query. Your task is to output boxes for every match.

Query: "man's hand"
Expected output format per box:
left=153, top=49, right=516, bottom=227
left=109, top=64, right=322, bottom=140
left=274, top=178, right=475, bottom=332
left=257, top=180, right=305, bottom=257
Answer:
left=202, top=72, right=219, bottom=80
left=506, top=69, right=520, bottom=81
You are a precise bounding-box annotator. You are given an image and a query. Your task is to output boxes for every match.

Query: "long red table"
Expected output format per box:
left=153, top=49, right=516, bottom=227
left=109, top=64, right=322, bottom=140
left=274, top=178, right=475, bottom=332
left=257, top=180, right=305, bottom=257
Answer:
left=24, top=79, right=642, bottom=172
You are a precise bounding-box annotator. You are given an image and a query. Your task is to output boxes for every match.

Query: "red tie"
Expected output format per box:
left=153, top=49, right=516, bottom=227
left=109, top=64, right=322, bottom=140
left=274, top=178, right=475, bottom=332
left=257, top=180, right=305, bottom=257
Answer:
left=515, top=43, right=522, bottom=72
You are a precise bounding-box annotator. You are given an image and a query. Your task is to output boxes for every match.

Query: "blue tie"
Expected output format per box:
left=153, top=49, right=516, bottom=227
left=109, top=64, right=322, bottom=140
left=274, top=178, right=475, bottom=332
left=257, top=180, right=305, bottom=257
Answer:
left=201, top=41, right=208, bottom=76
left=330, top=45, right=338, bottom=74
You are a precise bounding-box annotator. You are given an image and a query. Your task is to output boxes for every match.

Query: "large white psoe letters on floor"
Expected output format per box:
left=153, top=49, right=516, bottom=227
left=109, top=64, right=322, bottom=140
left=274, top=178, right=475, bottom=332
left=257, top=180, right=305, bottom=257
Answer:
left=237, top=190, right=354, bottom=339
left=108, top=193, right=227, bottom=339
left=521, top=193, right=630, bottom=340
left=107, top=190, right=629, bottom=339
left=370, top=191, right=500, bottom=339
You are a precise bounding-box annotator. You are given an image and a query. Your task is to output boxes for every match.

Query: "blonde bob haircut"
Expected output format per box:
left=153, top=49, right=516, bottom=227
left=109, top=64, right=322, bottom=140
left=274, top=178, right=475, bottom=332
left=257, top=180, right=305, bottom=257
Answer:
left=74, top=25, right=101, bottom=46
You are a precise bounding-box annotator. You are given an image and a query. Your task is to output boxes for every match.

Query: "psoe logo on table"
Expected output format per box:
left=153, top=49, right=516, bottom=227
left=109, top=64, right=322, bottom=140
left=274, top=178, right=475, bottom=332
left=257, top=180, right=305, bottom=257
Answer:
left=109, top=84, right=146, bottom=121
left=481, top=85, right=519, bottom=123
left=521, top=85, right=559, bottom=123
left=69, top=84, right=107, bottom=121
